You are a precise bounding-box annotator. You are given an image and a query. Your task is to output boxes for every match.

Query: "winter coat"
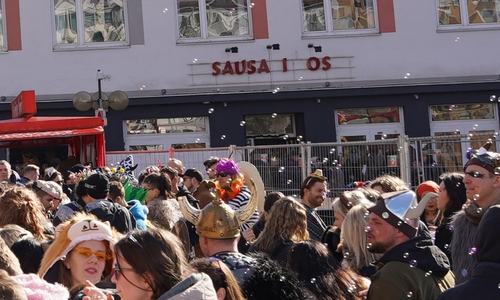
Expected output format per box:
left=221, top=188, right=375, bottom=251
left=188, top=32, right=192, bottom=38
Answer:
left=146, top=197, right=182, bottom=230
left=127, top=200, right=148, bottom=230
left=157, top=273, right=217, bottom=300
left=367, top=230, right=455, bottom=300
left=437, top=205, right=500, bottom=300
left=449, top=198, right=500, bottom=284
left=53, top=198, right=136, bottom=233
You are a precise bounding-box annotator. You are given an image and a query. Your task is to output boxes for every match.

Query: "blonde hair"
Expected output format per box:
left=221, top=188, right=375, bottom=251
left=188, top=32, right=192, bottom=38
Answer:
left=0, top=186, right=49, bottom=240
left=332, top=189, right=373, bottom=220
left=252, top=197, right=309, bottom=252
left=341, top=204, right=382, bottom=272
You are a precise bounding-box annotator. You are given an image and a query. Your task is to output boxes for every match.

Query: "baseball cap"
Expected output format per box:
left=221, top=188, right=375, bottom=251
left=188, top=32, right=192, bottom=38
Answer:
left=180, top=168, right=203, bottom=182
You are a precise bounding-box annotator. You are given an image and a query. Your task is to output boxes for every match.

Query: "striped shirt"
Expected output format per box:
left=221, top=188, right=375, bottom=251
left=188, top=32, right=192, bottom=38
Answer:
left=225, top=185, right=259, bottom=231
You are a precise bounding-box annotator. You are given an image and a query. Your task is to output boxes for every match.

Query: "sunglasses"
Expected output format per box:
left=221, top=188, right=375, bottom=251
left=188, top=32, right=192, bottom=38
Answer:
left=113, top=267, right=135, bottom=280
left=216, top=172, right=229, bottom=177
left=126, top=232, right=144, bottom=249
left=72, top=247, right=112, bottom=261
left=464, top=171, right=486, bottom=179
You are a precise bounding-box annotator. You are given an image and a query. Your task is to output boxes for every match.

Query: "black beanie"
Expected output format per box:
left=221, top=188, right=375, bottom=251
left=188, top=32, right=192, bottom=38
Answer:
left=84, top=173, right=109, bottom=199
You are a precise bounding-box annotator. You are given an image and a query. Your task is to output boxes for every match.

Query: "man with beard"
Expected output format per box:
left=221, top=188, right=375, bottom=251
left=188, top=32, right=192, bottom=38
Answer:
left=299, top=169, right=328, bottom=241
left=450, top=142, right=500, bottom=284
left=365, top=190, right=454, bottom=300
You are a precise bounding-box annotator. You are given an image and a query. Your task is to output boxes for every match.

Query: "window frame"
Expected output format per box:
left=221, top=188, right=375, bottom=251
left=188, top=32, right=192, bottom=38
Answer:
left=51, top=0, right=130, bottom=51
left=436, top=0, right=500, bottom=31
left=0, top=0, right=6, bottom=52
left=300, top=0, right=380, bottom=37
left=176, top=0, right=254, bottom=44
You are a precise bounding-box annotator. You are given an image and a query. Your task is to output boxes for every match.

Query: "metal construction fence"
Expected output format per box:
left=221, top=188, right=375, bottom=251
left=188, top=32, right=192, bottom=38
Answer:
left=107, top=133, right=497, bottom=224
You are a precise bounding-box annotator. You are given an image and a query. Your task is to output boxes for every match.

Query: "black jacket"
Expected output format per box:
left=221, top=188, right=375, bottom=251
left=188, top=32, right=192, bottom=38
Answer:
left=437, top=205, right=500, bottom=300
left=53, top=198, right=136, bottom=233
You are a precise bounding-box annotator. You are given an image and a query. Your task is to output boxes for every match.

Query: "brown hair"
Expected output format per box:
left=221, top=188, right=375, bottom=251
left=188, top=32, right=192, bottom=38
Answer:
left=114, top=228, right=191, bottom=298
left=142, top=173, right=174, bottom=199
left=0, top=269, right=27, bottom=300
left=370, top=174, right=409, bottom=193
left=300, top=176, right=327, bottom=198
left=191, top=258, right=245, bottom=300
left=0, top=186, right=49, bottom=240
left=252, top=197, right=309, bottom=252
left=109, top=180, right=125, bottom=200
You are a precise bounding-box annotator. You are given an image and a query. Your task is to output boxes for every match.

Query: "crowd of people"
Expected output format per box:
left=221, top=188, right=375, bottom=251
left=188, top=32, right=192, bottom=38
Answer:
left=0, top=141, right=499, bottom=299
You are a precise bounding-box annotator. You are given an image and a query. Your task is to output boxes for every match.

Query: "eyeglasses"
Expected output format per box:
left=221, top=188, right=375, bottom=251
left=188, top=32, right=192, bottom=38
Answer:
left=72, top=247, right=112, bottom=261
left=464, top=171, right=486, bottom=179
left=126, top=232, right=144, bottom=249
left=113, top=267, right=135, bottom=280
left=216, top=172, right=229, bottom=177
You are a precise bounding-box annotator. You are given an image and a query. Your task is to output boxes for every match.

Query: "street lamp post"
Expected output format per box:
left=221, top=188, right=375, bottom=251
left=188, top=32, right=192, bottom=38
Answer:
left=73, top=69, right=129, bottom=125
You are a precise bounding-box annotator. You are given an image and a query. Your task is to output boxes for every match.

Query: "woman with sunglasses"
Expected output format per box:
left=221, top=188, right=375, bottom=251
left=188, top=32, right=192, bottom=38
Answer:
left=84, top=228, right=217, bottom=300
left=214, top=159, right=259, bottom=233
left=38, top=212, right=116, bottom=290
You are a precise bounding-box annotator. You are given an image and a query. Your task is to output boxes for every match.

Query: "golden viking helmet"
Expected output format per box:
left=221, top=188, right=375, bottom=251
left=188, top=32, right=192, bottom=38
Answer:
left=178, top=179, right=258, bottom=239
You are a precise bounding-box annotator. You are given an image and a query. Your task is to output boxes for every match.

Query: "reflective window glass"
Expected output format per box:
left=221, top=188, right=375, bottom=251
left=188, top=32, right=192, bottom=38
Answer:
left=177, top=0, right=251, bottom=41
left=302, top=0, right=378, bottom=34
left=245, top=114, right=295, bottom=136
left=126, top=117, right=207, bottom=135
left=430, top=104, right=495, bottom=121
left=0, top=0, right=5, bottom=49
left=337, top=107, right=400, bottom=125
left=438, top=0, right=500, bottom=27
left=53, top=0, right=127, bottom=47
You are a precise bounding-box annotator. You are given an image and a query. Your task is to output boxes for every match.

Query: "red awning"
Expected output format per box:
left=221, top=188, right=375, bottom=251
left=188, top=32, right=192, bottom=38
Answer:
left=0, top=115, right=106, bottom=166
left=0, top=116, right=104, bottom=134
left=0, top=127, right=103, bottom=141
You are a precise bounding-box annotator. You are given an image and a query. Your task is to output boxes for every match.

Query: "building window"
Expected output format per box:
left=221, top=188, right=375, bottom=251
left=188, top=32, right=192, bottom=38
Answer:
left=302, top=0, right=378, bottom=36
left=52, top=0, right=128, bottom=49
left=430, top=104, right=495, bottom=121
left=177, top=0, right=252, bottom=42
left=245, top=114, right=295, bottom=137
left=0, top=0, right=5, bottom=51
left=126, top=117, right=208, bottom=135
left=438, top=0, right=500, bottom=28
left=337, top=107, right=400, bottom=125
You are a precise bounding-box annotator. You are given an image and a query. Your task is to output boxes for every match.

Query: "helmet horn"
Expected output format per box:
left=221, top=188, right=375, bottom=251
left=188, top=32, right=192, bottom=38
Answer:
left=178, top=196, right=202, bottom=225
left=235, top=178, right=258, bottom=225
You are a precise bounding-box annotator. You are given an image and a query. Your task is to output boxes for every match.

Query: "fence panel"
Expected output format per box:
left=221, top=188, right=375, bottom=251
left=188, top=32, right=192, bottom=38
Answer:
left=407, top=132, right=497, bottom=188
left=107, top=148, right=230, bottom=177
left=107, top=133, right=499, bottom=226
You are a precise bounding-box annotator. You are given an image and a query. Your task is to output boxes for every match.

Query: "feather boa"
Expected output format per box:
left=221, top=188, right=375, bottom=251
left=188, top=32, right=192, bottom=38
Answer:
left=13, top=274, right=69, bottom=300
left=215, top=176, right=243, bottom=201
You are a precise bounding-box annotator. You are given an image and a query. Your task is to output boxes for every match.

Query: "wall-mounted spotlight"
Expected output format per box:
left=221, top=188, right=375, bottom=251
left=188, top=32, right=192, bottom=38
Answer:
left=266, top=43, right=280, bottom=50
left=225, top=47, right=238, bottom=53
left=308, top=43, right=322, bottom=52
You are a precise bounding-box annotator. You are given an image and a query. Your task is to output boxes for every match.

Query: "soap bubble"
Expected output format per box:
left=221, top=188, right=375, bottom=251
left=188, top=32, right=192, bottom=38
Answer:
left=208, top=108, right=214, bottom=114
left=403, top=252, right=409, bottom=259
left=220, top=135, right=226, bottom=140
left=461, top=269, right=469, bottom=277
left=468, top=247, right=477, bottom=255
left=409, top=260, right=417, bottom=268
left=239, top=121, right=246, bottom=126
left=407, top=291, right=413, bottom=298
left=271, top=113, right=277, bottom=118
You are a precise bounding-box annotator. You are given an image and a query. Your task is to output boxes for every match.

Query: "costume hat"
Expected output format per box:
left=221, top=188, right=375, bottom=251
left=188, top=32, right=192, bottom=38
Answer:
left=464, top=141, right=500, bottom=174
left=178, top=178, right=257, bottom=239
left=368, top=190, right=435, bottom=238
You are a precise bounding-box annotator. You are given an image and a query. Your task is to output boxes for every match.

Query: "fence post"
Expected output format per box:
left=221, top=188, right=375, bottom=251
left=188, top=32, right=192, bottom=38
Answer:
left=303, top=142, right=310, bottom=182
left=228, top=145, right=236, bottom=160
left=400, top=135, right=411, bottom=185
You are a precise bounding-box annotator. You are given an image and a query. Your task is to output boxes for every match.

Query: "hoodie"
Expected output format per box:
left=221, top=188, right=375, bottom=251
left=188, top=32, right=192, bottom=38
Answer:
left=367, top=224, right=455, bottom=300
left=437, top=205, right=500, bottom=300
left=127, top=200, right=148, bottom=230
